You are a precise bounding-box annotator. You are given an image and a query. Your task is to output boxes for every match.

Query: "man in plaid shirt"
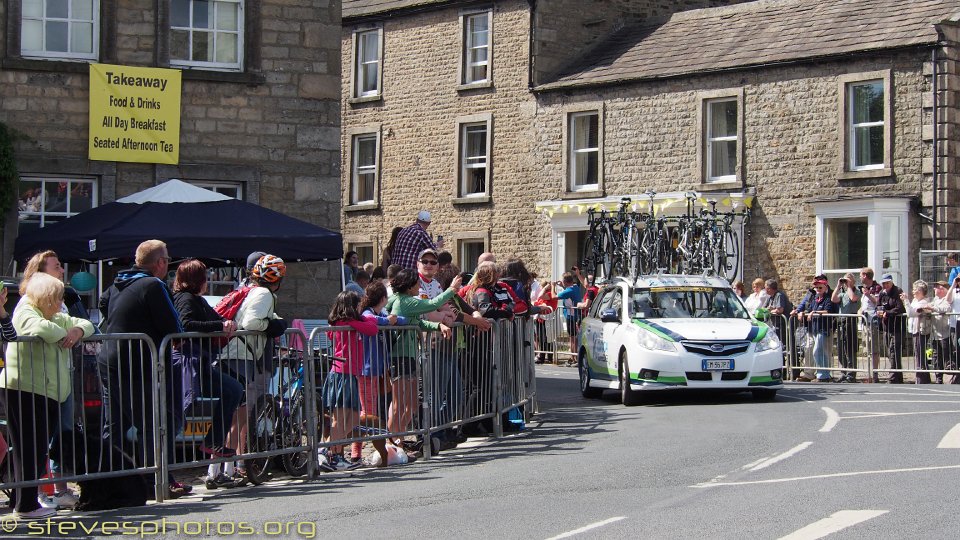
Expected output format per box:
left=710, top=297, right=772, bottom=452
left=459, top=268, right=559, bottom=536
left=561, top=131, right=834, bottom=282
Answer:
left=392, top=210, right=444, bottom=270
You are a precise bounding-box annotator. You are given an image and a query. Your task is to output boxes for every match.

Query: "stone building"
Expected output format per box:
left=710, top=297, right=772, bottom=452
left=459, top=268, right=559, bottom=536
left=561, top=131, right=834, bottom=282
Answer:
left=340, top=0, right=959, bottom=300
left=0, top=0, right=342, bottom=318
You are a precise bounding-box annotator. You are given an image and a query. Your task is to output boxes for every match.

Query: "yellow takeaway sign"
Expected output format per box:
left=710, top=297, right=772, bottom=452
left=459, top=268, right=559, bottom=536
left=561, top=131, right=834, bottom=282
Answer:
left=88, top=64, right=182, bottom=164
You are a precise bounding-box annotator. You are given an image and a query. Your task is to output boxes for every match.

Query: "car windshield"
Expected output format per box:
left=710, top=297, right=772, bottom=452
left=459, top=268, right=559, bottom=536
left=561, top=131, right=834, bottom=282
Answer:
left=631, top=287, right=749, bottom=320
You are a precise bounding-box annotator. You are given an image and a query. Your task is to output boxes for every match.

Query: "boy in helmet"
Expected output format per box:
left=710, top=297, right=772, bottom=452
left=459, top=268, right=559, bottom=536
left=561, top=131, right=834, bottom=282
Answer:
left=217, top=254, right=289, bottom=482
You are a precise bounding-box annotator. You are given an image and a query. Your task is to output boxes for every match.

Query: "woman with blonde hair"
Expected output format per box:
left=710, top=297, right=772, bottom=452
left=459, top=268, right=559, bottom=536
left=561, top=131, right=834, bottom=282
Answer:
left=743, top=277, right=770, bottom=317
left=21, top=250, right=88, bottom=319
left=20, top=249, right=90, bottom=508
left=1, top=273, right=94, bottom=519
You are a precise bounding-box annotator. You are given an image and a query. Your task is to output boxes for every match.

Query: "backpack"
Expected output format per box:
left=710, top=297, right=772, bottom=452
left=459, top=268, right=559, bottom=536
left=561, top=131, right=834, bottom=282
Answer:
left=494, top=281, right=529, bottom=316
left=214, top=286, right=252, bottom=322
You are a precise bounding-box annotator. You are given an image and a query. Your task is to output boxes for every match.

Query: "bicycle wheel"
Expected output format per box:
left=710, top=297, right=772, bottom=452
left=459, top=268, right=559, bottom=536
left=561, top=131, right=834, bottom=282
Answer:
left=722, top=228, right=741, bottom=281
left=245, top=395, right=278, bottom=485
left=637, top=226, right=654, bottom=276
left=580, top=227, right=599, bottom=277
left=281, top=392, right=313, bottom=477
left=597, top=225, right=616, bottom=279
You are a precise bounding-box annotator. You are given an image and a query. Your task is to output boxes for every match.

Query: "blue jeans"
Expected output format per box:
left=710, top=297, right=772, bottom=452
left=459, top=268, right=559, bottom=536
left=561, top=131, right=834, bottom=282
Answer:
left=813, top=333, right=831, bottom=380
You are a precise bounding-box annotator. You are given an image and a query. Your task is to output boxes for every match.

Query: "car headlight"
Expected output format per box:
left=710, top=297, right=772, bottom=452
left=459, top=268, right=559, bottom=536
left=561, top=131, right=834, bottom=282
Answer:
left=755, top=331, right=781, bottom=353
left=638, top=329, right=675, bottom=352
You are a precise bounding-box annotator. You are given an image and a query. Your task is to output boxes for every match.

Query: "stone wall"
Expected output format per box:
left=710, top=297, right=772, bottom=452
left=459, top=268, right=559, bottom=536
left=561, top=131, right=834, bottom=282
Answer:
left=0, top=0, right=342, bottom=319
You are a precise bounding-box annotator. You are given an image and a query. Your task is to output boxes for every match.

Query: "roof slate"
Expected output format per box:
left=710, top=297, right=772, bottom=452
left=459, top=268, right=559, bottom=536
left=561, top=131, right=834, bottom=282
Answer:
left=538, top=0, right=960, bottom=91
left=343, top=0, right=456, bottom=20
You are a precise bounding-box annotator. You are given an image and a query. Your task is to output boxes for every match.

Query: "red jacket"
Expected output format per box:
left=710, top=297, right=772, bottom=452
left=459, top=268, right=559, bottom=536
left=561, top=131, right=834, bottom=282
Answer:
left=328, top=318, right=378, bottom=375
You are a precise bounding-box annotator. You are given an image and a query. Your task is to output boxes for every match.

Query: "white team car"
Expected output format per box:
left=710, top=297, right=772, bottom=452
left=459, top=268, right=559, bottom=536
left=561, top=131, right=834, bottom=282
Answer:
left=577, top=275, right=783, bottom=405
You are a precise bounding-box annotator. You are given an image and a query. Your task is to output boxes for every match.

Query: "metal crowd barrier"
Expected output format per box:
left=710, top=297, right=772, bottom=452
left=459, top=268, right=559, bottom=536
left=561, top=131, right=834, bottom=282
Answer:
left=534, top=307, right=589, bottom=365
left=0, top=334, right=161, bottom=499
left=1, top=319, right=538, bottom=505
left=782, top=312, right=960, bottom=383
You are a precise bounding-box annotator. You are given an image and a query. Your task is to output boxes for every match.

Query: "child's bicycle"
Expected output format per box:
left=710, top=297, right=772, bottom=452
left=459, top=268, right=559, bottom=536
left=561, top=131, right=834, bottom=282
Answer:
left=244, top=349, right=320, bottom=483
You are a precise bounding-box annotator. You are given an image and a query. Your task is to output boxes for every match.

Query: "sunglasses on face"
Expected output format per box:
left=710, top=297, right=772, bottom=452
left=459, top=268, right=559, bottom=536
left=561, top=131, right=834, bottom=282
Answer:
left=420, top=259, right=438, bottom=265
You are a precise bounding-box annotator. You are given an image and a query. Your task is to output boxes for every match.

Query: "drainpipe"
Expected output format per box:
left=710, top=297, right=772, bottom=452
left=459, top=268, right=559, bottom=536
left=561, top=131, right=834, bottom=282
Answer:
left=932, top=45, right=940, bottom=249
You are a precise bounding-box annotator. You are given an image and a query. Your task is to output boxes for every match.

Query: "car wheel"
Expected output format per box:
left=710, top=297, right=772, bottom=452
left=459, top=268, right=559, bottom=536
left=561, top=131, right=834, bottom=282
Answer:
left=619, top=352, right=641, bottom=406
left=579, top=350, right=602, bottom=399
left=752, top=389, right=778, bottom=401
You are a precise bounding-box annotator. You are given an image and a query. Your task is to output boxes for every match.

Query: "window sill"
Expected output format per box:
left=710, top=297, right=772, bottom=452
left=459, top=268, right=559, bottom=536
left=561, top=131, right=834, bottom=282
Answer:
left=344, top=203, right=380, bottom=213
left=349, top=95, right=383, bottom=105
left=2, top=57, right=91, bottom=73
left=561, top=188, right=604, bottom=200
left=457, top=80, right=493, bottom=92
left=180, top=69, right=265, bottom=85
left=453, top=195, right=491, bottom=205
left=837, top=167, right=893, bottom=181
left=699, top=180, right=743, bottom=192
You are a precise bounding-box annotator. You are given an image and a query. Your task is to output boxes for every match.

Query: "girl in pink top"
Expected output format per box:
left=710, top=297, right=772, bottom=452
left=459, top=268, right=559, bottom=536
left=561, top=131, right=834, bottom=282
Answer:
left=319, top=291, right=378, bottom=471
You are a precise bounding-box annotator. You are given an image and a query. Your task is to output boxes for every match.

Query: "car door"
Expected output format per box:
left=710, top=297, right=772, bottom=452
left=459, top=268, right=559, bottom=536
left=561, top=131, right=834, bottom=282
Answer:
left=582, top=287, right=614, bottom=378
left=601, top=288, right=628, bottom=372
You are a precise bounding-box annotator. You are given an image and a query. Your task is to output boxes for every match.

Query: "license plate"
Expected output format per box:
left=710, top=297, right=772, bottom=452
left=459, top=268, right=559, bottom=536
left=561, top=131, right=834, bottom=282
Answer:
left=184, top=420, right=212, bottom=436
left=702, top=359, right=734, bottom=371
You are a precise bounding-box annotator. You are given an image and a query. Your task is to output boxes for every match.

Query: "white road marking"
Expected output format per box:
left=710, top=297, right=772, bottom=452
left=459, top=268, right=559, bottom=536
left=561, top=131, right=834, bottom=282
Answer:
left=692, top=464, right=960, bottom=488
left=742, top=457, right=768, bottom=470
left=842, top=410, right=960, bottom=419
left=819, top=407, right=840, bottom=432
left=937, top=423, right=960, bottom=449
left=831, top=400, right=960, bottom=403
left=749, top=442, right=813, bottom=471
left=862, top=392, right=960, bottom=396
left=777, top=510, right=887, bottom=540
left=545, top=517, right=627, bottom=539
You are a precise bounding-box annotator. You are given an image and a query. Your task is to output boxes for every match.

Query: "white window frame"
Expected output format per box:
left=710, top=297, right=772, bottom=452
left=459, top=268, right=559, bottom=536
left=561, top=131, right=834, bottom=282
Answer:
left=568, top=111, right=600, bottom=192
left=458, top=121, right=490, bottom=198
left=188, top=180, right=243, bottom=199
left=814, top=198, right=911, bottom=287
left=847, top=80, right=884, bottom=171
left=352, top=28, right=383, bottom=100
left=169, top=0, right=244, bottom=71
left=705, top=97, right=739, bottom=183
left=20, top=0, right=100, bottom=61
left=18, top=175, right=98, bottom=229
left=350, top=132, right=380, bottom=206
left=838, top=71, right=892, bottom=179
left=460, top=10, right=492, bottom=86
left=458, top=239, right=487, bottom=273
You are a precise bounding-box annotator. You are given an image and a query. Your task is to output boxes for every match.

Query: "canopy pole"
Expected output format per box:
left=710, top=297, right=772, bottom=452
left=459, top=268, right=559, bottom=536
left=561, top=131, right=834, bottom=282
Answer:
left=339, top=258, right=345, bottom=291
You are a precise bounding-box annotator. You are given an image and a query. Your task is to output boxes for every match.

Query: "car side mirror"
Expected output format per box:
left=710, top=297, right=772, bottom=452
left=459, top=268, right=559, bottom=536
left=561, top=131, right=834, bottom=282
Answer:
left=600, top=308, right=620, bottom=323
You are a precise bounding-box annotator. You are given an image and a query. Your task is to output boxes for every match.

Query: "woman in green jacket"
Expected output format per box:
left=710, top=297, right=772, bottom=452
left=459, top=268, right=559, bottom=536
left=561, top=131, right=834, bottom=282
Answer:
left=1, top=272, right=94, bottom=519
left=385, top=269, right=462, bottom=445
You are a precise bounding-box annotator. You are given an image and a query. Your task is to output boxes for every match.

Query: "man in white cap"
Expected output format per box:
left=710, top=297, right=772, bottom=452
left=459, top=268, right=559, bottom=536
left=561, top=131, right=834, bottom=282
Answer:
left=392, top=210, right=444, bottom=270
